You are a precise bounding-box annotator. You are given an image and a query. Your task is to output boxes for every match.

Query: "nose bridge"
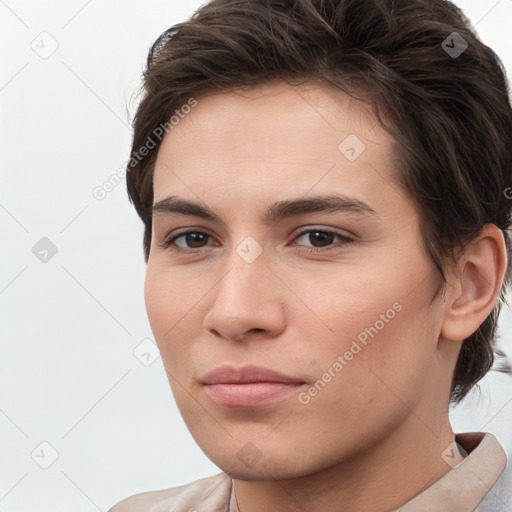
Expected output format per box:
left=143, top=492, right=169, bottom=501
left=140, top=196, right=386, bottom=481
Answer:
left=204, top=238, right=285, bottom=339
left=217, top=238, right=269, bottom=306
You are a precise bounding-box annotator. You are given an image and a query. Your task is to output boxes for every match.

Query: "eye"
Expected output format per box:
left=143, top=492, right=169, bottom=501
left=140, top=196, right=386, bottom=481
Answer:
left=291, top=228, right=354, bottom=251
left=159, top=230, right=215, bottom=251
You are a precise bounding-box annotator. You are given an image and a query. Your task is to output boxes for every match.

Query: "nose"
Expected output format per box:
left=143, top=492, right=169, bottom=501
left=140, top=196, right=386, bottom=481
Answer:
left=203, top=247, right=287, bottom=342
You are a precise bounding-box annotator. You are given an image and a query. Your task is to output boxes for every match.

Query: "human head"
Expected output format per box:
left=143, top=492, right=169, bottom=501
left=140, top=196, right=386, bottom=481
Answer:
left=127, top=0, right=512, bottom=407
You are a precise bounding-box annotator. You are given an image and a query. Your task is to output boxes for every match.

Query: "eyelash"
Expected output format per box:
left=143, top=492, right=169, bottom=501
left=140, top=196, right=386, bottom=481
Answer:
left=158, top=228, right=354, bottom=254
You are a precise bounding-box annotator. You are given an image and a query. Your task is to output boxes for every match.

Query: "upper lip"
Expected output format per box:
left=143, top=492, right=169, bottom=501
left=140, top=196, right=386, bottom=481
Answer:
left=201, top=364, right=305, bottom=385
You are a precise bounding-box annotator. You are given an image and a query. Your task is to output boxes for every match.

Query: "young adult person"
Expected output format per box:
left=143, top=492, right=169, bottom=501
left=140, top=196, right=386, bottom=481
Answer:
left=110, top=0, right=512, bottom=510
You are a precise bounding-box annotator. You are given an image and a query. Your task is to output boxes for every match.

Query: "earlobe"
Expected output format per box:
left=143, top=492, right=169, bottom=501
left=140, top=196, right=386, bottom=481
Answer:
left=441, top=225, right=507, bottom=342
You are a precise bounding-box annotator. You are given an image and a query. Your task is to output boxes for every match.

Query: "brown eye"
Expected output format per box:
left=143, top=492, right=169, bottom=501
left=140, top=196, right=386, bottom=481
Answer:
left=293, top=229, right=353, bottom=250
left=160, top=231, right=214, bottom=250
left=304, top=231, right=336, bottom=247
left=179, top=232, right=210, bottom=248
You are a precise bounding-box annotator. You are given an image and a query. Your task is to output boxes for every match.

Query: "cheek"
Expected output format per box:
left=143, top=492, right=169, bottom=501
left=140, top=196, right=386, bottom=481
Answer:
left=144, top=264, right=197, bottom=355
left=295, top=257, right=440, bottom=406
left=285, top=259, right=404, bottom=353
left=144, top=261, right=227, bottom=394
left=322, top=290, right=439, bottom=419
left=144, top=265, right=169, bottom=337
left=293, top=305, right=438, bottom=461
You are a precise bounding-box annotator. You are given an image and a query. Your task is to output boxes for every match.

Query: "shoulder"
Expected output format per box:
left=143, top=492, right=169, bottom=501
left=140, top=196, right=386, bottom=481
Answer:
left=108, top=472, right=232, bottom=512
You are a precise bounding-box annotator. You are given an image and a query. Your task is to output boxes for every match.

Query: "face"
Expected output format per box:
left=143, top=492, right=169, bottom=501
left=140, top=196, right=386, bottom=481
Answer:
left=145, top=81, right=449, bottom=479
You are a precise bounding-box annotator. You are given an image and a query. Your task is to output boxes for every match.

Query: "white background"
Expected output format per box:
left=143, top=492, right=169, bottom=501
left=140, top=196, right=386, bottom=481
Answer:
left=1, top=1, right=511, bottom=510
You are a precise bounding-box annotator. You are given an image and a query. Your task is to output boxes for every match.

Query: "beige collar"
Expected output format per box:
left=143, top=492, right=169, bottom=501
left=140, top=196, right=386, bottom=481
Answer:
left=395, top=432, right=507, bottom=511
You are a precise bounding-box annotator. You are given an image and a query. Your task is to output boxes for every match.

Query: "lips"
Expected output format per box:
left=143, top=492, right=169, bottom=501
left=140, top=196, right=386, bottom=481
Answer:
left=201, top=364, right=305, bottom=385
left=201, top=364, right=306, bottom=408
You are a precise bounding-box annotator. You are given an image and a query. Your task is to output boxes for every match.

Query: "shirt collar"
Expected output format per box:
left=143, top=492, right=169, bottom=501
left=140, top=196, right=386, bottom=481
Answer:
left=395, top=432, right=507, bottom=511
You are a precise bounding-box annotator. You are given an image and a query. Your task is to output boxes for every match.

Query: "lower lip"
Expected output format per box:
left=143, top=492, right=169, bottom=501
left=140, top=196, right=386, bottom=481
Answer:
left=205, top=382, right=304, bottom=408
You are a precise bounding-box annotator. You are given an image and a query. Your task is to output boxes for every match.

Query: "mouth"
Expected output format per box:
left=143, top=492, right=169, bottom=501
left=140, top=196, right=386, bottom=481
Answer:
left=205, top=382, right=305, bottom=408
left=201, top=364, right=306, bottom=408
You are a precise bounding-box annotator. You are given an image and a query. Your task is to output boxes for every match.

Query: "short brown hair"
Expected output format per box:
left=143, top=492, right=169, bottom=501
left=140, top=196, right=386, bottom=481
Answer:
left=126, top=0, right=512, bottom=403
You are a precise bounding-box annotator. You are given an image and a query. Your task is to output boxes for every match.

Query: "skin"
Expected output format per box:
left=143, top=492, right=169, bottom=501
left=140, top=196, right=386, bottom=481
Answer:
left=144, top=80, right=507, bottom=512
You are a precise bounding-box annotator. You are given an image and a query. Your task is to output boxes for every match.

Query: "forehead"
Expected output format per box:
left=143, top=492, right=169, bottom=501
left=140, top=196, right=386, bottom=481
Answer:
left=152, top=81, right=406, bottom=215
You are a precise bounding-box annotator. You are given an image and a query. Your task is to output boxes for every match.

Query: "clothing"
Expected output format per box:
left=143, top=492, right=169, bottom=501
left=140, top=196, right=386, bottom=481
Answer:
left=109, top=432, right=509, bottom=512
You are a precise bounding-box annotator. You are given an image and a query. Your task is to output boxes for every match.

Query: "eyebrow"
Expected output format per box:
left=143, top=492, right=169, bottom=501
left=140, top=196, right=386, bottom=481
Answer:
left=151, top=194, right=378, bottom=222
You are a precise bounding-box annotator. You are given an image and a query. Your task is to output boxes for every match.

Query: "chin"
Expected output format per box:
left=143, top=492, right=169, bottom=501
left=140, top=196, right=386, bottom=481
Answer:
left=202, top=441, right=327, bottom=481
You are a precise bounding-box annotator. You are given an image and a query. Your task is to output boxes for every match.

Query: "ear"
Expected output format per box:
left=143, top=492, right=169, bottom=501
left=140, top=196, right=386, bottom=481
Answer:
left=441, top=224, right=508, bottom=342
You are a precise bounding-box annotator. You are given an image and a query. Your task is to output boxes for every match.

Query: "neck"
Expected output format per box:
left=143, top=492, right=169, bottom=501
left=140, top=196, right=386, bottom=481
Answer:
left=232, top=415, right=462, bottom=512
